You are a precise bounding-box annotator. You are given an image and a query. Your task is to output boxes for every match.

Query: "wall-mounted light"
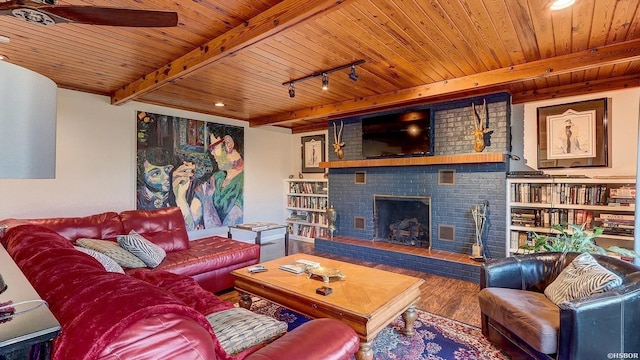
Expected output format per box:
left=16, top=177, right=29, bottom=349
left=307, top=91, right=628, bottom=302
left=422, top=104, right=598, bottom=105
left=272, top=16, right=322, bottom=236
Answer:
left=282, top=60, right=364, bottom=98
left=0, top=61, right=57, bottom=178
left=321, top=73, right=329, bottom=90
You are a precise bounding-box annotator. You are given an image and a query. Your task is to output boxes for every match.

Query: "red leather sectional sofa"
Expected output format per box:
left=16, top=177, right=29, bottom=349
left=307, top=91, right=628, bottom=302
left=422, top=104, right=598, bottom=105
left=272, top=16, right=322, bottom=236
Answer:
left=1, top=206, right=259, bottom=293
left=0, top=208, right=360, bottom=359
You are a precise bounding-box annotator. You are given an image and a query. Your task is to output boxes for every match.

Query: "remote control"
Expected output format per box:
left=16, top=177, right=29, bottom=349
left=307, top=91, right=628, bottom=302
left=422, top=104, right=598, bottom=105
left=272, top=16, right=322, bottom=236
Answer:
left=248, top=265, right=267, bottom=273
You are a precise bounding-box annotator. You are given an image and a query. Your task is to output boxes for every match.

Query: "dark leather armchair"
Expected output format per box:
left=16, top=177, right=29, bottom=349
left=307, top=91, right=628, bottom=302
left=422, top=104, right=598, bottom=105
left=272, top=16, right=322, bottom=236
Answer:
left=479, top=252, right=640, bottom=360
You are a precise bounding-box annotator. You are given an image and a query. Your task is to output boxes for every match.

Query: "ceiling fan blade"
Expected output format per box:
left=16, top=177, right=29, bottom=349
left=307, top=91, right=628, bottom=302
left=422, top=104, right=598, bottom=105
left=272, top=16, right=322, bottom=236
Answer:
left=0, top=0, right=19, bottom=11
left=39, top=6, right=178, bottom=27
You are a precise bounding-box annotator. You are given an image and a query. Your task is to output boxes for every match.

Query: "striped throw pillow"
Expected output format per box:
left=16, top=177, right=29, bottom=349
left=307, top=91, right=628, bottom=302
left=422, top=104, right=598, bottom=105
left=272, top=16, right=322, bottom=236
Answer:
left=117, top=231, right=166, bottom=268
left=74, top=246, right=125, bottom=274
left=206, top=307, right=287, bottom=355
left=76, top=238, right=146, bottom=269
left=544, top=253, right=622, bottom=305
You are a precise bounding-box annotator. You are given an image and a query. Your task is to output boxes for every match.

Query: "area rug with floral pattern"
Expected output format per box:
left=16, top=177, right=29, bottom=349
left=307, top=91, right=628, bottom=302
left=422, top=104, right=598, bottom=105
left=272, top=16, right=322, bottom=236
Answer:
left=248, top=299, right=509, bottom=360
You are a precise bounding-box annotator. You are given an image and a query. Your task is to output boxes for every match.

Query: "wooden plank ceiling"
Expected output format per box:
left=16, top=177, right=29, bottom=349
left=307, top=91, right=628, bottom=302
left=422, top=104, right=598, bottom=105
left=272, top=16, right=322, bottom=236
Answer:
left=1, top=0, right=639, bottom=133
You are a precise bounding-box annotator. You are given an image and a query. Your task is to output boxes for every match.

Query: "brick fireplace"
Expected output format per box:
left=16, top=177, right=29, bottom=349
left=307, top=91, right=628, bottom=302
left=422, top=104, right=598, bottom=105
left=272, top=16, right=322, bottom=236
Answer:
left=315, top=93, right=511, bottom=283
left=373, top=195, right=431, bottom=248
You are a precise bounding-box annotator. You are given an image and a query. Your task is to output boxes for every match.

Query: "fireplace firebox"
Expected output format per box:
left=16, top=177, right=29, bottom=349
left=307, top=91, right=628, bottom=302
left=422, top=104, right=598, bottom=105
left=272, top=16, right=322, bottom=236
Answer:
left=373, top=195, right=431, bottom=249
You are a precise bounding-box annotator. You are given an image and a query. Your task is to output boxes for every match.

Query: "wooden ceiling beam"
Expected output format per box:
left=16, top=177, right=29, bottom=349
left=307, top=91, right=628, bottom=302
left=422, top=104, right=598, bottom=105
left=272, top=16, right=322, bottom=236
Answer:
left=111, top=0, right=351, bottom=105
left=511, top=74, right=640, bottom=104
left=250, top=39, right=640, bottom=127
left=290, top=121, right=330, bottom=134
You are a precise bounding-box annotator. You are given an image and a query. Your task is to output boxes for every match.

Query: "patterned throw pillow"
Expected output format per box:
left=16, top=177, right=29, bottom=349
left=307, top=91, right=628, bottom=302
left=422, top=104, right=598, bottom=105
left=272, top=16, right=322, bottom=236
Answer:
left=544, top=253, right=623, bottom=305
left=117, top=230, right=166, bottom=268
left=206, top=307, right=287, bottom=355
left=76, top=238, right=146, bottom=269
left=74, top=246, right=125, bottom=274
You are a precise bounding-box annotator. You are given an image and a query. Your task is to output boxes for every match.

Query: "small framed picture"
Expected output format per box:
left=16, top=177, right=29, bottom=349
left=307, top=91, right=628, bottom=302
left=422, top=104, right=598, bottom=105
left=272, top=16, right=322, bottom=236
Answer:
left=301, top=135, right=325, bottom=173
left=537, top=98, right=610, bottom=169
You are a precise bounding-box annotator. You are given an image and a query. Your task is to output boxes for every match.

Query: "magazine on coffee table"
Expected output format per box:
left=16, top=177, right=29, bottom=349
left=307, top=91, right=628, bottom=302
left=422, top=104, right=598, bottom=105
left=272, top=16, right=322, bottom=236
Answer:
left=278, top=259, right=320, bottom=274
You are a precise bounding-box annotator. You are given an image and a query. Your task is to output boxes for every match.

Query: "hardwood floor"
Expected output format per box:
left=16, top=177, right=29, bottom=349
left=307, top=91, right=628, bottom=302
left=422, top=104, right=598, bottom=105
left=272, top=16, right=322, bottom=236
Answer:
left=219, top=239, right=481, bottom=327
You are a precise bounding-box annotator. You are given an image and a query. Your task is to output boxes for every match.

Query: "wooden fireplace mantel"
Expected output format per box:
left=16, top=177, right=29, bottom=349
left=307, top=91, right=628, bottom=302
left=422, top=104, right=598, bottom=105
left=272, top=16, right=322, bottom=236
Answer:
left=319, top=152, right=506, bottom=169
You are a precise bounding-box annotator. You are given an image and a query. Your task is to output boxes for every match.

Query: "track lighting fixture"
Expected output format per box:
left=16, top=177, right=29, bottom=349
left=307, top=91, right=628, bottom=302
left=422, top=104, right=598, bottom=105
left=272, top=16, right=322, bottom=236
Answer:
left=321, top=73, right=329, bottom=90
left=288, top=83, right=295, bottom=98
left=282, top=60, right=364, bottom=98
left=349, top=65, right=358, bottom=82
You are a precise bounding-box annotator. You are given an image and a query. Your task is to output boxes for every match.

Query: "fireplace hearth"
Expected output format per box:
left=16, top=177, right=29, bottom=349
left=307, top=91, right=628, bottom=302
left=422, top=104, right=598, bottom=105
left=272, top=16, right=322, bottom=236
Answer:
left=373, top=195, right=431, bottom=249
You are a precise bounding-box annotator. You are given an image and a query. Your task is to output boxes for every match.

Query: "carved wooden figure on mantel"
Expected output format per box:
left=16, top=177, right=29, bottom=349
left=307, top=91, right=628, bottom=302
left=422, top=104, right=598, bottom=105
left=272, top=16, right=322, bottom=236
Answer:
left=472, top=99, right=489, bottom=152
left=333, top=120, right=345, bottom=159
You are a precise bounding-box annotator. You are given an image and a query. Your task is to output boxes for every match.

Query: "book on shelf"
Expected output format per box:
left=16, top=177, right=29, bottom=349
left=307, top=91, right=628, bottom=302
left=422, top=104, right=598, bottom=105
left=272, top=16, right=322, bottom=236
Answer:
left=595, top=213, right=635, bottom=236
left=278, top=259, right=320, bottom=274
left=288, top=180, right=328, bottom=195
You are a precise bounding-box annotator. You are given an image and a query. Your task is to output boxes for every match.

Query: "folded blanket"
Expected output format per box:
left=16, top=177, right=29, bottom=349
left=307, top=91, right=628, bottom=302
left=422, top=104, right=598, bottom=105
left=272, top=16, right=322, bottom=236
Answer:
left=130, top=269, right=234, bottom=315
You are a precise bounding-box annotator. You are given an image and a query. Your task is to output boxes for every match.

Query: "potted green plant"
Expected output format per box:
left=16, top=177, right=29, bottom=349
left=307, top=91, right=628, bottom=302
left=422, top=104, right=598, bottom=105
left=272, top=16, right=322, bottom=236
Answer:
left=519, top=223, right=639, bottom=276
left=520, top=223, right=639, bottom=258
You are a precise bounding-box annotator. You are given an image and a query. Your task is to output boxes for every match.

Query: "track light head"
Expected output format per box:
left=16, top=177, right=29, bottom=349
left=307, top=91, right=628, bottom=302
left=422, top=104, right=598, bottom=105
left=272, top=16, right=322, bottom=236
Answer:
left=349, top=65, right=358, bottom=82
left=282, top=60, right=363, bottom=97
left=288, top=83, right=295, bottom=98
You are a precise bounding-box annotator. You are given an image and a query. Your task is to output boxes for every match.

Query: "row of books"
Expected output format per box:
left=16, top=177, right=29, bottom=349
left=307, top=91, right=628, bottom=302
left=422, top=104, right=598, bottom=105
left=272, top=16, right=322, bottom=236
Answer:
left=608, top=186, right=636, bottom=209
left=510, top=230, right=534, bottom=249
left=287, top=195, right=328, bottom=210
left=511, top=209, right=635, bottom=236
left=288, top=182, right=328, bottom=195
left=286, top=210, right=327, bottom=225
left=596, top=213, right=635, bottom=236
left=510, top=183, right=636, bottom=206
left=290, top=224, right=328, bottom=239
left=511, top=208, right=595, bottom=229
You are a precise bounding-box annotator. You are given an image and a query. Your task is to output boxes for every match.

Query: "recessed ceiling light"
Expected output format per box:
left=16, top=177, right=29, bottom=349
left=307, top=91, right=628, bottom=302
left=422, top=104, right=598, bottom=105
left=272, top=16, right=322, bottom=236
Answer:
left=550, top=0, right=575, bottom=10
left=0, top=35, right=9, bottom=44
left=214, top=102, right=225, bottom=107
left=0, top=54, right=9, bottom=61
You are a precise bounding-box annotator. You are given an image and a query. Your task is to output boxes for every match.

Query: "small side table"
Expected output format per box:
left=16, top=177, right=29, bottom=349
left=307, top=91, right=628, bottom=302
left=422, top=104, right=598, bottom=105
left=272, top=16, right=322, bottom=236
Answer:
left=228, top=222, right=289, bottom=256
left=0, top=244, right=61, bottom=358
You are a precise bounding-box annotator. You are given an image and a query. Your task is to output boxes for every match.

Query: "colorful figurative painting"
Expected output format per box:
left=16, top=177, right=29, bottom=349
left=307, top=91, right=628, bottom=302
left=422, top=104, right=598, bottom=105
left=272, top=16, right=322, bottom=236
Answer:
left=136, top=111, right=244, bottom=230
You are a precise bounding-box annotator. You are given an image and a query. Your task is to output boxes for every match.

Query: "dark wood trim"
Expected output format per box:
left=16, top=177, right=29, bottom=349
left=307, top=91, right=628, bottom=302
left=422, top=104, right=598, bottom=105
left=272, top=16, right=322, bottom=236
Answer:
left=320, top=152, right=506, bottom=169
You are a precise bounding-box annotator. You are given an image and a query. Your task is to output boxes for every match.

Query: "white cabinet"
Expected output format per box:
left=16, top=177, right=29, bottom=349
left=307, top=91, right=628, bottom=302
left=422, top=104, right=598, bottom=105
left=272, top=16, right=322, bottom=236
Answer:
left=507, top=177, right=636, bottom=258
left=284, top=179, right=328, bottom=242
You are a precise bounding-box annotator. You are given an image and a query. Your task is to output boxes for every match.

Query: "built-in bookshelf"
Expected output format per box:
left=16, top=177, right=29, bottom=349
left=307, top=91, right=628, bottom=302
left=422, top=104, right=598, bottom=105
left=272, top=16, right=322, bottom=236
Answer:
left=285, top=179, right=328, bottom=242
left=507, top=177, right=636, bottom=259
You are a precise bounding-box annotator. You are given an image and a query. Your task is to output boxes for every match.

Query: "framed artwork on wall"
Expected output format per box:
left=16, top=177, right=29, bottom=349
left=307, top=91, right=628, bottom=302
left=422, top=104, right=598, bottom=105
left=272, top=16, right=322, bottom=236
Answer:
left=301, top=135, right=325, bottom=173
left=136, top=111, right=245, bottom=230
left=536, top=98, right=610, bottom=169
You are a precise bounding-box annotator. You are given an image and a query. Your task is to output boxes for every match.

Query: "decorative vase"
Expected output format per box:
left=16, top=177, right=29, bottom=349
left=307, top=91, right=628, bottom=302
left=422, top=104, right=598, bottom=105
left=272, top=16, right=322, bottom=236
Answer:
left=327, top=205, right=337, bottom=240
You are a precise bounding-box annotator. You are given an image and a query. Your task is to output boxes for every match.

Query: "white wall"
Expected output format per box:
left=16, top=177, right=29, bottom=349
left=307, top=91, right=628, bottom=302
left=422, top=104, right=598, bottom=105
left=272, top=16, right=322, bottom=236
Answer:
left=0, top=89, right=293, bottom=240
left=289, top=130, right=329, bottom=180
left=523, top=88, right=640, bottom=177
left=509, top=103, right=537, bottom=172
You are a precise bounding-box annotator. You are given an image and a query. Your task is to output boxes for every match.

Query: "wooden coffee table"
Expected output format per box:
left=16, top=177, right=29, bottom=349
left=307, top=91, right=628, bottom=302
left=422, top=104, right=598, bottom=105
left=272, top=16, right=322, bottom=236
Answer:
left=231, top=254, right=424, bottom=360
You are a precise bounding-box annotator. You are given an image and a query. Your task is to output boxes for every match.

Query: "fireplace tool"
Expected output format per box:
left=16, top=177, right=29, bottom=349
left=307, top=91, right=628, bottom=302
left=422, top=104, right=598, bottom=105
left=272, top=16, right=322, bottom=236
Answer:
left=471, top=201, right=488, bottom=261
